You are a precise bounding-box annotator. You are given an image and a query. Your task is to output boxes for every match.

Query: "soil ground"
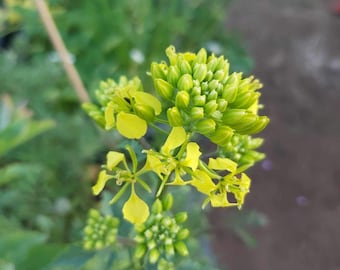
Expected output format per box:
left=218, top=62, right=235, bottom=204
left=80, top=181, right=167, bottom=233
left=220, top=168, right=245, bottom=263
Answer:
left=210, top=0, right=340, bottom=269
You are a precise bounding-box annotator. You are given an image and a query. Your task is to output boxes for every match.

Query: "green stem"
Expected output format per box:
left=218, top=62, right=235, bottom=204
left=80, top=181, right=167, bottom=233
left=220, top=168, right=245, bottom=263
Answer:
left=150, top=122, right=169, bottom=135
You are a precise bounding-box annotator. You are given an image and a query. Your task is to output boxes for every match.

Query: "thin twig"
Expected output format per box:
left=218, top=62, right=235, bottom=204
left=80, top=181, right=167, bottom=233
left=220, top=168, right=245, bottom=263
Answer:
left=34, top=0, right=90, bottom=103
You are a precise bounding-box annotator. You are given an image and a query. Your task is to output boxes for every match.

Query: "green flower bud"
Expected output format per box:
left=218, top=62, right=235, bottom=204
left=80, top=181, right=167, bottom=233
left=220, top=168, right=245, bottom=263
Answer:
left=175, top=212, right=188, bottom=223
left=174, top=241, right=189, bottom=256
left=152, top=199, right=163, bottom=214
left=248, top=138, right=264, bottom=149
left=177, top=74, right=194, bottom=92
left=191, top=86, right=201, bottom=96
left=207, top=57, right=218, bottom=72
left=83, top=241, right=93, bottom=250
left=144, top=229, right=153, bottom=239
left=134, top=104, right=155, bottom=122
left=195, top=48, right=207, bottom=64
left=167, top=66, right=181, bottom=86
left=222, top=73, right=239, bottom=102
left=151, top=62, right=166, bottom=80
left=195, top=119, right=216, bottom=135
left=166, top=45, right=178, bottom=65
left=135, top=244, right=147, bottom=259
left=154, top=79, right=174, bottom=100
left=162, top=193, right=173, bottom=211
left=236, top=92, right=261, bottom=109
left=175, top=91, right=190, bottom=108
left=193, top=64, right=208, bottom=82
left=214, top=69, right=225, bottom=81
left=239, top=116, right=269, bottom=135
left=190, top=107, right=204, bottom=119
left=207, top=89, right=218, bottom=101
left=193, top=95, right=206, bottom=106
left=204, top=100, right=218, bottom=115
left=222, top=109, right=247, bottom=125
left=149, top=248, right=160, bottom=264
left=148, top=240, right=157, bottom=250
left=95, top=241, right=104, bottom=250
left=165, top=244, right=175, bottom=256
left=176, top=228, right=190, bottom=240
left=167, top=107, right=183, bottom=126
left=178, top=58, right=192, bottom=74
left=231, top=113, right=258, bottom=131
left=217, top=99, right=228, bottom=112
left=215, top=56, right=226, bottom=71
left=209, top=126, right=234, bottom=146
left=208, top=80, right=219, bottom=91
left=205, top=71, right=214, bottom=81
left=201, top=82, right=209, bottom=92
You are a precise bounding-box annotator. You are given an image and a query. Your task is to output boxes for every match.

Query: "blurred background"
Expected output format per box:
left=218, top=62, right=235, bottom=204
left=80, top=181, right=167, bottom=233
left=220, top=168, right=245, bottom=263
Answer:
left=0, top=0, right=339, bottom=269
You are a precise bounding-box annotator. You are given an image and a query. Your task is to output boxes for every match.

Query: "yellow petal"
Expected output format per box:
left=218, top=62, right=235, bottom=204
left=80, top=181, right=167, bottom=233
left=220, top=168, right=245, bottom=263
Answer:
left=208, top=157, right=237, bottom=173
left=142, top=152, right=163, bottom=177
left=210, top=193, right=237, bottom=207
left=167, top=169, right=187, bottom=186
left=123, top=187, right=149, bottom=224
left=106, top=151, right=125, bottom=170
left=181, top=142, right=201, bottom=171
left=104, top=102, right=115, bottom=130
left=133, top=92, right=162, bottom=115
left=161, top=127, right=186, bottom=155
left=117, top=112, right=147, bottom=139
left=92, top=170, right=113, bottom=195
left=190, top=170, right=216, bottom=195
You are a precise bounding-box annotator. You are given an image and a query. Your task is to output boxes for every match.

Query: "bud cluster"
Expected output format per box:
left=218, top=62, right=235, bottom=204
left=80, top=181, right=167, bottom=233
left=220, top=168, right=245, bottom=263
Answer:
left=151, top=46, right=269, bottom=146
left=83, top=209, right=119, bottom=250
left=134, top=194, right=189, bottom=265
left=220, top=134, right=265, bottom=166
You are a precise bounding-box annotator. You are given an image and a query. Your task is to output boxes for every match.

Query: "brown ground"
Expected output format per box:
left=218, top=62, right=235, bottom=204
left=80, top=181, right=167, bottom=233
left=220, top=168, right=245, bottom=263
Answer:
left=211, top=0, right=340, bottom=269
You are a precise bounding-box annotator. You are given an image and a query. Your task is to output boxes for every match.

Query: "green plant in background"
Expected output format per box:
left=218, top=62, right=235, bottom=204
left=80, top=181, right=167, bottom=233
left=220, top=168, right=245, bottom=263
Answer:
left=82, top=45, right=268, bottom=269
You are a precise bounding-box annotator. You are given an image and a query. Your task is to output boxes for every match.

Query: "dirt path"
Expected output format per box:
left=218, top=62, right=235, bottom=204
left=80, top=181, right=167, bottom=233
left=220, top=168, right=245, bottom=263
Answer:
left=211, top=0, right=340, bottom=269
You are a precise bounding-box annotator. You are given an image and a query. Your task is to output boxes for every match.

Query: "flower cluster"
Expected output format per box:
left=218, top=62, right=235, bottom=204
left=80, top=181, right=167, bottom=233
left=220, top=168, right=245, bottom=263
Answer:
left=134, top=194, right=189, bottom=265
left=83, top=209, right=119, bottom=250
left=85, top=45, right=268, bottom=223
left=151, top=46, right=269, bottom=146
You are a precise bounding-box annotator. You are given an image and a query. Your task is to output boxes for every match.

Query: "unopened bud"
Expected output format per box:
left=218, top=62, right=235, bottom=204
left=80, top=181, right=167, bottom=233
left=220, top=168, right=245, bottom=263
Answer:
left=149, top=248, right=160, bottom=264
left=178, top=57, right=192, bottom=74
left=222, top=73, right=239, bottom=102
left=195, top=119, right=216, bottom=135
left=134, top=104, right=155, bottom=122
left=167, top=66, right=181, bottom=86
left=193, top=95, right=206, bottom=106
left=210, top=126, right=234, bottom=146
left=177, top=228, right=190, bottom=240
left=208, top=80, right=219, bottom=91
left=167, top=107, right=183, bottom=126
left=162, top=193, right=173, bottom=211
left=191, top=86, right=201, bottom=96
left=205, top=70, right=213, bottom=81
left=174, top=241, right=189, bottom=256
left=214, top=69, right=225, bottom=81
left=151, top=62, right=166, bottom=80
left=175, top=212, right=188, bottom=223
left=154, top=79, right=174, bottom=100
left=175, top=91, right=190, bottom=108
left=193, top=64, right=208, bottom=82
left=134, top=244, right=147, bottom=259
left=195, top=48, right=207, bottom=64
left=207, top=57, right=218, bottom=72
left=152, top=199, right=163, bottom=214
left=204, top=100, right=218, bottom=115
left=165, top=244, right=175, bottom=256
left=217, top=99, right=228, bottom=112
left=190, top=107, right=204, bottom=119
left=177, top=74, right=193, bottom=92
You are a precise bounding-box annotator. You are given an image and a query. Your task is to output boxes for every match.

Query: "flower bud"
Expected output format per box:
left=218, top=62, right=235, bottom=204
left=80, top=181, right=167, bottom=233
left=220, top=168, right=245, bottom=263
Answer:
left=162, top=193, right=173, bottom=211
left=166, top=45, right=178, bottom=65
left=134, top=104, right=155, bottom=122
left=222, top=73, right=239, bottom=101
left=190, top=107, right=204, bottom=119
left=175, top=212, right=188, bottom=223
left=154, top=79, right=174, bottom=100
left=195, top=48, right=207, bottom=64
left=178, top=58, right=192, bottom=74
left=177, top=74, right=194, bottom=92
left=205, top=70, right=214, bottom=81
left=215, top=56, right=226, bottom=70
left=214, top=69, right=225, bottom=81
left=222, top=109, right=247, bottom=125
left=175, top=91, right=190, bottom=108
left=149, top=248, right=160, bottom=264
left=191, top=86, right=201, bottom=96
left=204, top=100, right=218, bottom=115
left=167, top=107, right=183, bottom=126
left=193, top=64, right=208, bottom=82
left=210, top=126, right=234, bottom=146
left=207, top=57, right=218, bottom=72
left=174, top=241, right=189, bottom=256
left=151, top=62, right=166, bottom=80
left=176, top=228, right=190, bottom=240
left=195, top=119, right=216, bottom=135
left=201, top=82, right=209, bottom=92
left=207, top=89, right=218, bottom=101
left=167, top=65, right=181, bottom=86
left=193, top=95, right=206, bottom=106
left=208, top=80, right=219, bottom=91
left=217, top=99, right=228, bottom=112
left=134, top=244, right=147, bottom=259
left=165, top=244, right=175, bottom=256
left=152, top=199, right=163, bottom=214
